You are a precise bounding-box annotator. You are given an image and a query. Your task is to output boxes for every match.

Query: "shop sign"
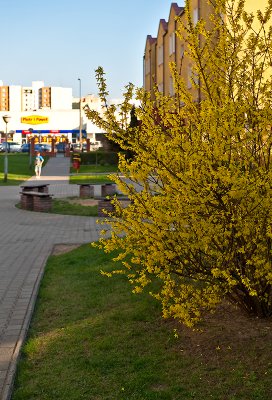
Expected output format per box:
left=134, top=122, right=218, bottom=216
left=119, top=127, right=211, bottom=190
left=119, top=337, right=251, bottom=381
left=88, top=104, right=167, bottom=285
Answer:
left=21, top=116, right=49, bottom=125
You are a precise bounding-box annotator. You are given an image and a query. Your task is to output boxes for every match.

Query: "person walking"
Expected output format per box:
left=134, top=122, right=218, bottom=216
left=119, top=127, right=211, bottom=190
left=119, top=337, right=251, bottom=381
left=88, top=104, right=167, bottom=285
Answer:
left=35, top=151, right=44, bottom=178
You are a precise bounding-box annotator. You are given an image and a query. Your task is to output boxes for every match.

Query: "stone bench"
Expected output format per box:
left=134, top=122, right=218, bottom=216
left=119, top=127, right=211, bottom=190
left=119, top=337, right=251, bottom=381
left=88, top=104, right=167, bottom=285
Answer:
left=20, top=191, right=53, bottom=212
left=98, top=198, right=115, bottom=217
left=98, top=196, right=130, bottom=217
left=20, top=184, right=49, bottom=193
left=77, top=183, right=117, bottom=198
left=77, top=184, right=95, bottom=198
left=101, top=183, right=116, bottom=197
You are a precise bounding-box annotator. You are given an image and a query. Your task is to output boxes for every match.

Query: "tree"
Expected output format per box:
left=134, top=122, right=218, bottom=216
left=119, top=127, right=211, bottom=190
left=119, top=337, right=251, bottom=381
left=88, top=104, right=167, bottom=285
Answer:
left=85, top=0, right=272, bottom=327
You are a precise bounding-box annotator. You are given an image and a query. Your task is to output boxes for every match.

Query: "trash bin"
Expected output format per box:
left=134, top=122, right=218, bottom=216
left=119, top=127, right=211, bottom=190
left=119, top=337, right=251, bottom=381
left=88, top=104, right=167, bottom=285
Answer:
left=72, top=155, right=81, bottom=173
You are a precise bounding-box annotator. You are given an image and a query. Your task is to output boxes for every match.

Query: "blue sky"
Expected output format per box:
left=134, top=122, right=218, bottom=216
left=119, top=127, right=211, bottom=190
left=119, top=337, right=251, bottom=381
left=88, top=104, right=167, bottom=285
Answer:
left=1, top=0, right=185, bottom=99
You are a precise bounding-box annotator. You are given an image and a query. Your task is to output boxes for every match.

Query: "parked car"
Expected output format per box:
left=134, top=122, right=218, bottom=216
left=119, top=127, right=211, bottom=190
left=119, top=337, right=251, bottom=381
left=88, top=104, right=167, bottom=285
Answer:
left=0, top=142, right=21, bottom=153
left=40, top=143, right=52, bottom=152
left=20, top=143, right=30, bottom=153
left=89, top=141, right=102, bottom=151
left=71, top=143, right=87, bottom=152
left=20, top=143, right=46, bottom=153
left=56, top=142, right=66, bottom=153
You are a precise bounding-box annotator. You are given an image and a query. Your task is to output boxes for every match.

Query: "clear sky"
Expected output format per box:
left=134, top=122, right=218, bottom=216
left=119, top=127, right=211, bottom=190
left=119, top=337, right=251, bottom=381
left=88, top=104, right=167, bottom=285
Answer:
left=1, top=0, right=185, bottom=99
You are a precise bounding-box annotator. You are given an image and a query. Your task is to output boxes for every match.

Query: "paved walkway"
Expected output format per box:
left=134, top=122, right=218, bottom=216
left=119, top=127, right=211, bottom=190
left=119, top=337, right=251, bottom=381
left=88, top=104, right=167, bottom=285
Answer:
left=0, top=155, right=101, bottom=400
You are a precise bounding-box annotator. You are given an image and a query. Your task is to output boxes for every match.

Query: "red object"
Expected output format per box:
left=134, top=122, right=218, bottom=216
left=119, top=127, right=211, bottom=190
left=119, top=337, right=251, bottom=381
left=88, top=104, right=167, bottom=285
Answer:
left=73, top=160, right=80, bottom=170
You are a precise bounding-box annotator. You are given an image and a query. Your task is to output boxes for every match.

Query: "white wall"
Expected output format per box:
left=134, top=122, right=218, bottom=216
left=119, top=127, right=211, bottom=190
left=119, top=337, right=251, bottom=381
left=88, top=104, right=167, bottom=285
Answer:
left=51, top=87, right=72, bottom=110
left=9, top=86, right=22, bottom=112
left=32, top=81, right=44, bottom=111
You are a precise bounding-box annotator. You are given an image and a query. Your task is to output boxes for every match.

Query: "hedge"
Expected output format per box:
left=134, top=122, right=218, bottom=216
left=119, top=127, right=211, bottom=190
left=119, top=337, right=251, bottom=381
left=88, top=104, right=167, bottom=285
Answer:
left=74, top=151, right=119, bottom=165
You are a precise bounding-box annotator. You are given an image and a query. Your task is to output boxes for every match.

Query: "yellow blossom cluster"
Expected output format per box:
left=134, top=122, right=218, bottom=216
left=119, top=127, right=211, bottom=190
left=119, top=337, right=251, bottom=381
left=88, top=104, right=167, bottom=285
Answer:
left=86, top=0, right=272, bottom=326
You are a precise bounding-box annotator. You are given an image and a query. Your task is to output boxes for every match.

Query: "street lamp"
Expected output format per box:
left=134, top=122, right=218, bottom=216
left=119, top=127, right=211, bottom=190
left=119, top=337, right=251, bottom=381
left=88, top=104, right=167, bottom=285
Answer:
left=28, top=128, right=33, bottom=169
left=2, top=115, right=11, bottom=182
left=78, top=78, right=82, bottom=150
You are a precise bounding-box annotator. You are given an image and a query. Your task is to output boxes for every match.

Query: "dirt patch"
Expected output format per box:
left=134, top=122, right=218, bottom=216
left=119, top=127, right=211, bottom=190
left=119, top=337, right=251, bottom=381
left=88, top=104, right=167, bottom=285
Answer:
left=170, top=301, right=272, bottom=371
left=51, top=244, right=83, bottom=255
left=68, top=198, right=99, bottom=206
left=66, top=197, right=130, bottom=208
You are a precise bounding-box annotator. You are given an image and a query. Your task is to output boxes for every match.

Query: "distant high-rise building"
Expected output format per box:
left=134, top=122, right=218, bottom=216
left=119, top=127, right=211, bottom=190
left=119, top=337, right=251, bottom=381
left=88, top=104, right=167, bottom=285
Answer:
left=0, top=86, right=9, bottom=111
left=22, top=87, right=34, bottom=111
left=0, top=81, right=73, bottom=112
left=39, top=87, right=51, bottom=109
left=0, top=81, right=105, bottom=147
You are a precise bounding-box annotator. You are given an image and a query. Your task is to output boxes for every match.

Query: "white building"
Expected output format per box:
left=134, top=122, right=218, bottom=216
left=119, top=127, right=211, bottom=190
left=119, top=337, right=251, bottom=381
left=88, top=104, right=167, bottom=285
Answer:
left=51, top=87, right=72, bottom=110
left=9, top=86, right=21, bottom=112
left=0, top=81, right=105, bottom=147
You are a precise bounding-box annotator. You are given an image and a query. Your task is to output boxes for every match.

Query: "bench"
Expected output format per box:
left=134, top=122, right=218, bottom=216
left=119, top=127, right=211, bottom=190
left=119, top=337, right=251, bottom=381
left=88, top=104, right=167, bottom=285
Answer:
left=77, top=183, right=95, bottom=198
left=20, top=191, right=53, bottom=212
left=77, top=183, right=117, bottom=198
left=98, top=196, right=130, bottom=217
left=98, top=197, right=115, bottom=217
left=20, top=184, right=49, bottom=193
left=101, top=183, right=116, bottom=197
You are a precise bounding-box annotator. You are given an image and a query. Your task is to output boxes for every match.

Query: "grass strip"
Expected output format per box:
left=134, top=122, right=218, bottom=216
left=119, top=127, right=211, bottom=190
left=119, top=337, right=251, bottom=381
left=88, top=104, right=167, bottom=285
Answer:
left=12, top=245, right=272, bottom=400
left=70, top=174, right=113, bottom=184
left=0, top=153, right=40, bottom=185
left=70, top=165, right=119, bottom=174
left=51, top=198, right=98, bottom=216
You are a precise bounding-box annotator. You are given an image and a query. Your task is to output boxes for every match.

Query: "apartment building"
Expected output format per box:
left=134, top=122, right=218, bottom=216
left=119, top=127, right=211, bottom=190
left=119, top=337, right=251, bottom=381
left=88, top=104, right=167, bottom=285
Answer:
left=0, top=86, right=9, bottom=111
left=22, top=87, right=35, bottom=111
left=0, top=81, right=73, bottom=113
left=39, top=87, right=51, bottom=109
left=143, top=1, right=270, bottom=101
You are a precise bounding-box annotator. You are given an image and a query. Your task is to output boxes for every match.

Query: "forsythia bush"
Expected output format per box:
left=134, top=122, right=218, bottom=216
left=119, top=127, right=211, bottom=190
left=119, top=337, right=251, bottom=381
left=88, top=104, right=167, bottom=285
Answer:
left=85, top=0, right=272, bottom=327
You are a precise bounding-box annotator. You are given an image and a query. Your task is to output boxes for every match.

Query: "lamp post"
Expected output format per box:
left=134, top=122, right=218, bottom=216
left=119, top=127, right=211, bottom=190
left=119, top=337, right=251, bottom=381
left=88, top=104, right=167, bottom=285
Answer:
left=28, top=128, right=33, bottom=169
left=2, top=115, right=11, bottom=182
left=78, top=78, right=82, bottom=150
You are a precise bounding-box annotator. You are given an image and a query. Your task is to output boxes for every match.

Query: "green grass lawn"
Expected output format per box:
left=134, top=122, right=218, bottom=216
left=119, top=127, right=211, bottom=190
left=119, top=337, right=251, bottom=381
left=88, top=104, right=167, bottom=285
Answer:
left=70, top=164, right=119, bottom=174
left=12, top=245, right=272, bottom=400
left=51, top=198, right=97, bottom=216
left=16, top=197, right=98, bottom=216
left=0, top=153, right=116, bottom=186
left=0, top=153, right=38, bottom=185
left=70, top=174, right=114, bottom=184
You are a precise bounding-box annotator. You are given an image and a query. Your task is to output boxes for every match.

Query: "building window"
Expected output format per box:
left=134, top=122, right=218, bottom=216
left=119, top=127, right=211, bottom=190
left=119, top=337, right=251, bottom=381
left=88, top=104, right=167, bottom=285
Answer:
left=187, top=66, right=199, bottom=89
left=158, top=45, right=164, bottom=66
left=193, top=71, right=199, bottom=86
left=145, top=57, right=150, bottom=75
left=219, top=12, right=225, bottom=23
left=158, top=83, right=163, bottom=93
left=193, top=7, right=199, bottom=26
left=169, top=33, right=175, bottom=55
left=188, top=65, right=192, bottom=89
left=169, top=76, right=174, bottom=96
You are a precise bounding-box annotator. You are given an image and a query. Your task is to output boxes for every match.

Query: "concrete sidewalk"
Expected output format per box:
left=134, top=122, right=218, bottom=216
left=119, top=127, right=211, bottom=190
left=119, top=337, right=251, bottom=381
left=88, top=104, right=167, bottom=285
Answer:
left=0, top=154, right=101, bottom=400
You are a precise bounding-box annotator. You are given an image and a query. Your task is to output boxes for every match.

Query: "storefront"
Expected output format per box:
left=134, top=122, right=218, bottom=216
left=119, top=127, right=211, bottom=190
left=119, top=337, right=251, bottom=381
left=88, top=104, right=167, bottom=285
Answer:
left=17, top=129, right=87, bottom=145
left=1, top=110, right=91, bottom=145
